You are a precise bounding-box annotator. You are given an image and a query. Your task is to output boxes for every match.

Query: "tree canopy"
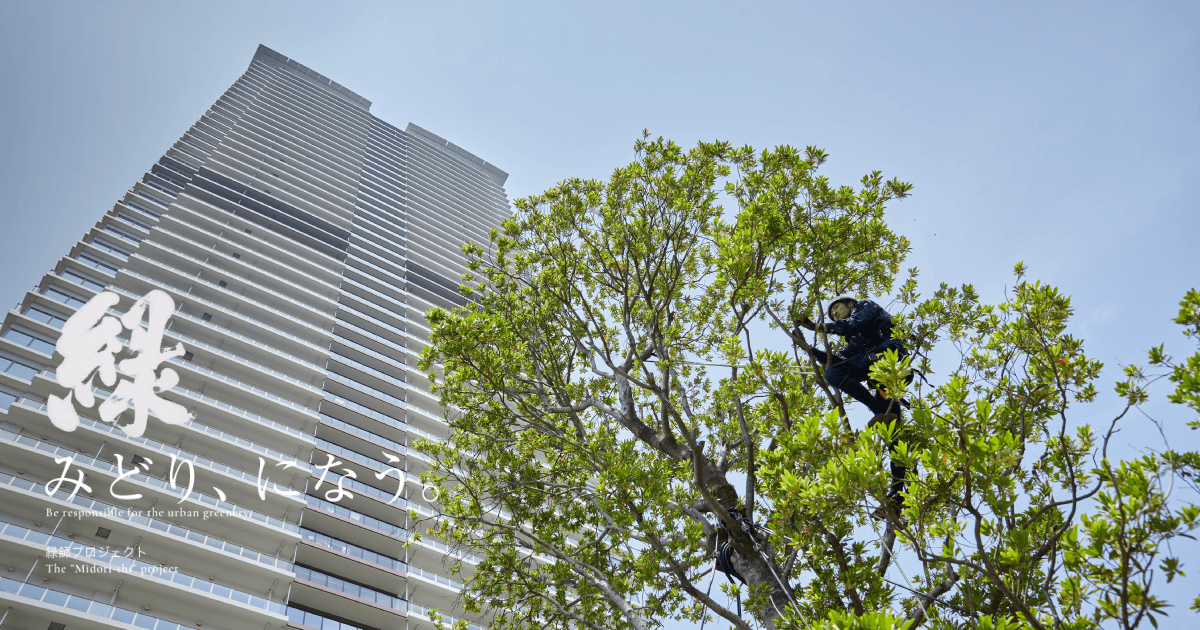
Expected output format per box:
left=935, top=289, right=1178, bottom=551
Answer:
left=415, top=135, right=1200, bottom=630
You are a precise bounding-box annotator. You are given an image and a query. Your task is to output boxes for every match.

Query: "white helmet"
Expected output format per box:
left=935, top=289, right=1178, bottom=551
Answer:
left=827, top=296, right=857, bottom=321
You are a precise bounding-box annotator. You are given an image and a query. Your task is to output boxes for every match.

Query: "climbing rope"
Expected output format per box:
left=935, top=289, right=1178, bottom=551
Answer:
left=646, top=357, right=814, bottom=373
left=697, top=542, right=719, bottom=630
left=865, top=510, right=978, bottom=623
left=882, top=577, right=974, bottom=617
left=712, top=509, right=811, bottom=629
left=713, top=513, right=745, bottom=617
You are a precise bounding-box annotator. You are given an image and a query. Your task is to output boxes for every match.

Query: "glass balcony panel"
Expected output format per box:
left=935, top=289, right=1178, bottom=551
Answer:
left=43, top=589, right=70, bottom=606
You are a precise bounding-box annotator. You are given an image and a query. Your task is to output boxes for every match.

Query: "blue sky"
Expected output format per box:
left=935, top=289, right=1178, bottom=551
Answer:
left=2, top=0, right=1198, bottom=621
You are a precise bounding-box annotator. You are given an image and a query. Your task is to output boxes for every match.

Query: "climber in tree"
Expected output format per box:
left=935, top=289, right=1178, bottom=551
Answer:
left=795, top=296, right=910, bottom=519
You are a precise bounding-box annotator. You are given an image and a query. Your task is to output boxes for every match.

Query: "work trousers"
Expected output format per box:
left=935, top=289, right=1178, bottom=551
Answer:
left=814, top=348, right=910, bottom=503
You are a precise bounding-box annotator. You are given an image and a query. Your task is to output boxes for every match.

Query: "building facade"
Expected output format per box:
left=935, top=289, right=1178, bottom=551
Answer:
left=0, top=45, right=507, bottom=630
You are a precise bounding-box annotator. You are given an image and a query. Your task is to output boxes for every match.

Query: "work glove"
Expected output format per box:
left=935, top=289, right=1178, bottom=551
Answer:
left=793, top=317, right=829, bottom=334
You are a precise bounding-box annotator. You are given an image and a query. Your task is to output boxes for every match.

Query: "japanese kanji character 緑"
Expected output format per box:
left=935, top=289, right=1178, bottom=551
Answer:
left=47, top=291, right=123, bottom=432
left=99, top=290, right=193, bottom=437
left=48, top=289, right=194, bottom=438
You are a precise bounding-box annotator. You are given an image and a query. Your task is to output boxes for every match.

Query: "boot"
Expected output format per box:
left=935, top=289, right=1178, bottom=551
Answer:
left=870, top=493, right=904, bottom=523
left=866, top=413, right=898, bottom=429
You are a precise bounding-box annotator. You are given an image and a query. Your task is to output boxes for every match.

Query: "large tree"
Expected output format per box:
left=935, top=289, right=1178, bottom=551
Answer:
left=415, top=135, right=1200, bottom=630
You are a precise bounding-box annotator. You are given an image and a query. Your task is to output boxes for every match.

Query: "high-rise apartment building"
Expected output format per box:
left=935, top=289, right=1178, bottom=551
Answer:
left=0, top=45, right=507, bottom=630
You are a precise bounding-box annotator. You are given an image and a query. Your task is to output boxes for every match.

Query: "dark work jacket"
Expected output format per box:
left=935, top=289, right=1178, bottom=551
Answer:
left=825, top=299, right=903, bottom=358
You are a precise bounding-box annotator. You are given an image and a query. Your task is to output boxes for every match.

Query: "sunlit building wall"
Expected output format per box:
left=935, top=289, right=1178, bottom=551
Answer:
left=0, top=45, right=507, bottom=630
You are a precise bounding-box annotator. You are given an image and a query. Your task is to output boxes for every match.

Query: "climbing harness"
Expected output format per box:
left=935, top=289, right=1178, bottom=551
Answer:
left=711, top=509, right=811, bottom=628
left=713, top=511, right=747, bottom=616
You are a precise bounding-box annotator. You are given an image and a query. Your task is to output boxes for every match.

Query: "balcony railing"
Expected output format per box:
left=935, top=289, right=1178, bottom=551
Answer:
left=166, top=306, right=322, bottom=370
left=0, top=423, right=299, bottom=534
left=407, top=603, right=484, bottom=630
left=337, top=303, right=410, bottom=342
left=333, top=318, right=410, bottom=356
left=79, top=417, right=305, bottom=503
left=320, top=392, right=404, bottom=431
left=293, top=565, right=406, bottom=614
left=299, top=528, right=406, bottom=574
left=173, top=385, right=313, bottom=442
left=38, top=366, right=312, bottom=443
left=314, top=438, right=416, bottom=488
left=0, top=575, right=231, bottom=630
left=0, top=520, right=286, bottom=615
left=171, top=356, right=318, bottom=417
left=163, top=324, right=324, bottom=394
left=167, top=200, right=341, bottom=281
left=304, top=484, right=480, bottom=569
left=310, top=467, right=434, bottom=519
left=145, top=238, right=334, bottom=319
left=133, top=255, right=330, bottom=336
left=0, top=471, right=291, bottom=570
left=92, top=285, right=323, bottom=373
left=286, top=606, right=383, bottom=630
left=330, top=351, right=408, bottom=390
left=153, top=226, right=337, bottom=306
left=318, top=413, right=406, bottom=455
left=305, top=494, right=406, bottom=540
left=345, top=253, right=405, bottom=286
left=318, top=404, right=448, bottom=456
left=341, top=275, right=408, bottom=313
left=325, top=371, right=406, bottom=410
left=331, top=332, right=410, bottom=375
left=116, top=270, right=326, bottom=354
